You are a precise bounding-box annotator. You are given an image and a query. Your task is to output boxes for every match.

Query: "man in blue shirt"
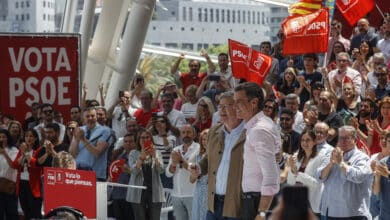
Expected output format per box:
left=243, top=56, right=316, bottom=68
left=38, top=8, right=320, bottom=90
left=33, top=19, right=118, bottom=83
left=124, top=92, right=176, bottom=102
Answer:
left=69, top=107, right=111, bottom=181
left=317, top=125, right=372, bottom=220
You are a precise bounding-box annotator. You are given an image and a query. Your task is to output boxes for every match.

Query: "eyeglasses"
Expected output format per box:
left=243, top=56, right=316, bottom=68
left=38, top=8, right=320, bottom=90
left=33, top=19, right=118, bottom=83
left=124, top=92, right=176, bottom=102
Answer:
left=338, top=136, right=352, bottom=141
left=280, top=117, right=291, bottom=121
left=217, top=104, right=234, bottom=109
left=314, top=130, right=327, bottom=135
left=264, top=105, right=274, bottom=110
left=337, top=59, right=349, bottom=63
left=43, top=110, right=53, bottom=114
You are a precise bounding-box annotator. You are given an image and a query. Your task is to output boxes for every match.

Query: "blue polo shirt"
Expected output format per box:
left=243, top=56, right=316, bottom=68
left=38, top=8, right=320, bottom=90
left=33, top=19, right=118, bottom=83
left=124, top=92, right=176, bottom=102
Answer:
left=76, top=124, right=111, bottom=179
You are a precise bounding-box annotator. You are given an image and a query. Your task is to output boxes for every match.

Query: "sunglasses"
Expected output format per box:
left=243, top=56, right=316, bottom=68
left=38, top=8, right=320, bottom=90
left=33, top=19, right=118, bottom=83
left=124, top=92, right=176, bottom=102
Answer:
left=280, top=117, right=291, bottom=121
left=43, top=110, right=53, bottom=114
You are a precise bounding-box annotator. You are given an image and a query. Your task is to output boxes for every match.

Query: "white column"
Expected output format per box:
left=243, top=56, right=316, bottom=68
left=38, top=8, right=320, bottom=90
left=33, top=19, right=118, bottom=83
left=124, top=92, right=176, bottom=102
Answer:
left=62, top=0, right=78, bottom=32
left=105, top=0, right=156, bottom=109
left=82, top=0, right=128, bottom=99
left=79, top=0, right=97, bottom=80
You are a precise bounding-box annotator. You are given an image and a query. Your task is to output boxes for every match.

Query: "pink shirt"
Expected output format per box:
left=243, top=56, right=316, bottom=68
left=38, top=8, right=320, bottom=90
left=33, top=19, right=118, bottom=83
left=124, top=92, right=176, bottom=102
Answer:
left=242, top=111, right=281, bottom=196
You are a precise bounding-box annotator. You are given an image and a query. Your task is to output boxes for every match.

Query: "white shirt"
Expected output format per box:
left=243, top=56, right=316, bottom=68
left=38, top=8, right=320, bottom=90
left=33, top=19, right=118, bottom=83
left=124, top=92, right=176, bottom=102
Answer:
left=293, top=111, right=306, bottom=134
left=242, top=111, right=281, bottom=195
left=0, top=146, right=18, bottom=182
left=158, top=109, right=186, bottom=128
left=111, top=106, right=136, bottom=139
left=181, top=102, right=198, bottom=120
left=166, top=142, right=200, bottom=197
left=377, top=38, right=390, bottom=63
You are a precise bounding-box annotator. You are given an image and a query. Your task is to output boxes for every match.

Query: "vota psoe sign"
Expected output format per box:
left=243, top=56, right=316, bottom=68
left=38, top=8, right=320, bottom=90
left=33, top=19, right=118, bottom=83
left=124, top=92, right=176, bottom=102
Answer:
left=0, top=34, right=80, bottom=123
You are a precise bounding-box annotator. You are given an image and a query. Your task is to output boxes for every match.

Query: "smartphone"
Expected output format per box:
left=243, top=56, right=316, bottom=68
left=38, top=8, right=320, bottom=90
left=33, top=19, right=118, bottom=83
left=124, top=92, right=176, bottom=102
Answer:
left=209, top=75, right=221, bottom=81
left=118, top=90, right=124, bottom=98
left=164, top=84, right=177, bottom=93
left=143, top=139, right=153, bottom=151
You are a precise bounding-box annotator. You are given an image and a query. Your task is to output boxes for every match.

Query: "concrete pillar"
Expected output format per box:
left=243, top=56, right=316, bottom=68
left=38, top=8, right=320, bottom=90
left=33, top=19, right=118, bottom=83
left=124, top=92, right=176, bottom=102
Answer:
left=105, top=0, right=156, bottom=109
left=79, top=0, right=97, bottom=80
left=82, top=0, right=129, bottom=99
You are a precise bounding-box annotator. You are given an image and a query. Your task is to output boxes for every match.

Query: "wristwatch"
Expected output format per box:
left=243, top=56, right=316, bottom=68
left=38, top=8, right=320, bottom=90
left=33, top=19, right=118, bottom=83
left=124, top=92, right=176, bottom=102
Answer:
left=257, top=210, right=266, bottom=218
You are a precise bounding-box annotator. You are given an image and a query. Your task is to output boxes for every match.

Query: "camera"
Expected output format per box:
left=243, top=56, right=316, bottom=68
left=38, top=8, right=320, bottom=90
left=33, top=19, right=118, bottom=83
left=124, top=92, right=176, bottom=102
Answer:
left=118, top=90, right=124, bottom=98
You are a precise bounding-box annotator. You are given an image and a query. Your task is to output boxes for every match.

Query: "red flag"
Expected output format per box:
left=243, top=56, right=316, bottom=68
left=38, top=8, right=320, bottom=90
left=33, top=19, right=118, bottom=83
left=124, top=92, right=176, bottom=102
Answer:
left=228, top=39, right=249, bottom=79
left=228, top=39, right=272, bottom=85
left=336, top=0, right=375, bottom=26
left=289, top=0, right=323, bottom=16
left=282, top=8, right=329, bottom=55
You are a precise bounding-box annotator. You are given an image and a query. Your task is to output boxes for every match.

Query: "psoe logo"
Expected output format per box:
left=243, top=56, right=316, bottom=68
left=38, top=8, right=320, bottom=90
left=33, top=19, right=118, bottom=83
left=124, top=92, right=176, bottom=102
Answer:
left=232, top=50, right=248, bottom=60
left=291, top=20, right=302, bottom=33
left=307, top=22, right=326, bottom=31
left=253, top=56, right=264, bottom=70
left=47, top=171, right=56, bottom=185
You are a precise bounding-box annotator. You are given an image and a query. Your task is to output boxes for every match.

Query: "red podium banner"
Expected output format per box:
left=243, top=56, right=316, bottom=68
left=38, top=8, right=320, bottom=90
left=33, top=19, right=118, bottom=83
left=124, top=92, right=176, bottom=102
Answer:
left=44, top=167, right=96, bottom=218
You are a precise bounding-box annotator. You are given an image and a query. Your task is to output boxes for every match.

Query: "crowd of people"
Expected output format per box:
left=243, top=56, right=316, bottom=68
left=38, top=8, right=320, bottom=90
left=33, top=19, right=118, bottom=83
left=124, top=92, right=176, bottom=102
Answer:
left=0, top=14, right=390, bottom=220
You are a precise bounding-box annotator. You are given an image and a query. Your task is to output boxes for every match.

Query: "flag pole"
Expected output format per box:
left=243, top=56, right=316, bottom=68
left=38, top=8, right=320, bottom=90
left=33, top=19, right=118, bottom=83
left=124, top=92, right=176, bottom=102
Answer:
left=375, top=4, right=385, bottom=19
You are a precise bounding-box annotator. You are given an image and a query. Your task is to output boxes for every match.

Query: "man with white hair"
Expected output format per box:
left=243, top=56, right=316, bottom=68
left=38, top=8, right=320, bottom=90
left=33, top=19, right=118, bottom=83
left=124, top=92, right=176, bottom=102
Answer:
left=317, top=126, right=372, bottom=220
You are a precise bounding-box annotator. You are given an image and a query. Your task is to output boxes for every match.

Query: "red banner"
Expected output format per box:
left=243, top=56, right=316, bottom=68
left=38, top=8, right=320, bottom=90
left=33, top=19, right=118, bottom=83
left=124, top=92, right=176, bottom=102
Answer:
left=282, top=8, right=329, bottom=55
left=44, top=167, right=96, bottom=218
left=228, top=39, right=272, bottom=85
left=336, top=0, right=375, bottom=26
left=0, top=34, right=80, bottom=123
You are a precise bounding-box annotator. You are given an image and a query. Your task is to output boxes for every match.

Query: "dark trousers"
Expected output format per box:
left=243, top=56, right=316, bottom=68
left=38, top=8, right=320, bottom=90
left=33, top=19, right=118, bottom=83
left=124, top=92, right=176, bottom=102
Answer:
left=206, top=195, right=240, bottom=220
left=112, top=199, right=134, bottom=220
left=321, top=216, right=368, bottom=220
left=0, top=192, right=18, bottom=220
left=241, top=192, right=261, bottom=220
left=131, top=191, right=162, bottom=220
left=19, top=180, right=42, bottom=219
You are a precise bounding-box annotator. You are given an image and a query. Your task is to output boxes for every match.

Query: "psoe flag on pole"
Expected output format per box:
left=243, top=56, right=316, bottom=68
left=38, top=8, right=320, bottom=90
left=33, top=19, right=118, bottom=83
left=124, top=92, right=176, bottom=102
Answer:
left=282, top=8, right=329, bottom=55
left=289, top=0, right=323, bottom=16
left=336, top=0, right=375, bottom=26
left=228, top=39, right=272, bottom=85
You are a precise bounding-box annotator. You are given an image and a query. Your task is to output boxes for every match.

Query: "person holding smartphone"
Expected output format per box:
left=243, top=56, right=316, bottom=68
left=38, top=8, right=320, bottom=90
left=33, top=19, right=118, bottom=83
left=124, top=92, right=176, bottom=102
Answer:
left=126, top=129, right=165, bottom=220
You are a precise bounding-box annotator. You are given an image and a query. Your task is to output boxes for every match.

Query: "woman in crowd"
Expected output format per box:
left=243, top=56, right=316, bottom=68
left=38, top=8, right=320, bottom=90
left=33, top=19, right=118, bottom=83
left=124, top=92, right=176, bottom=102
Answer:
left=126, top=129, right=165, bottom=220
left=181, top=85, right=199, bottom=123
left=286, top=129, right=322, bottom=217
left=193, top=97, right=215, bottom=132
left=304, top=82, right=324, bottom=111
left=8, top=120, right=23, bottom=147
left=327, top=41, right=346, bottom=70
left=151, top=115, right=176, bottom=188
left=276, top=67, right=299, bottom=107
left=263, top=98, right=279, bottom=122
left=352, top=40, right=374, bottom=74
left=62, top=121, right=78, bottom=150
left=0, top=129, right=19, bottom=220
left=190, top=129, right=209, bottom=220
left=336, top=79, right=360, bottom=125
left=111, top=133, right=137, bottom=220
left=370, top=131, right=390, bottom=218
left=368, top=97, right=390, bottom=155
left=12, top=129, right=42, bottom=219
